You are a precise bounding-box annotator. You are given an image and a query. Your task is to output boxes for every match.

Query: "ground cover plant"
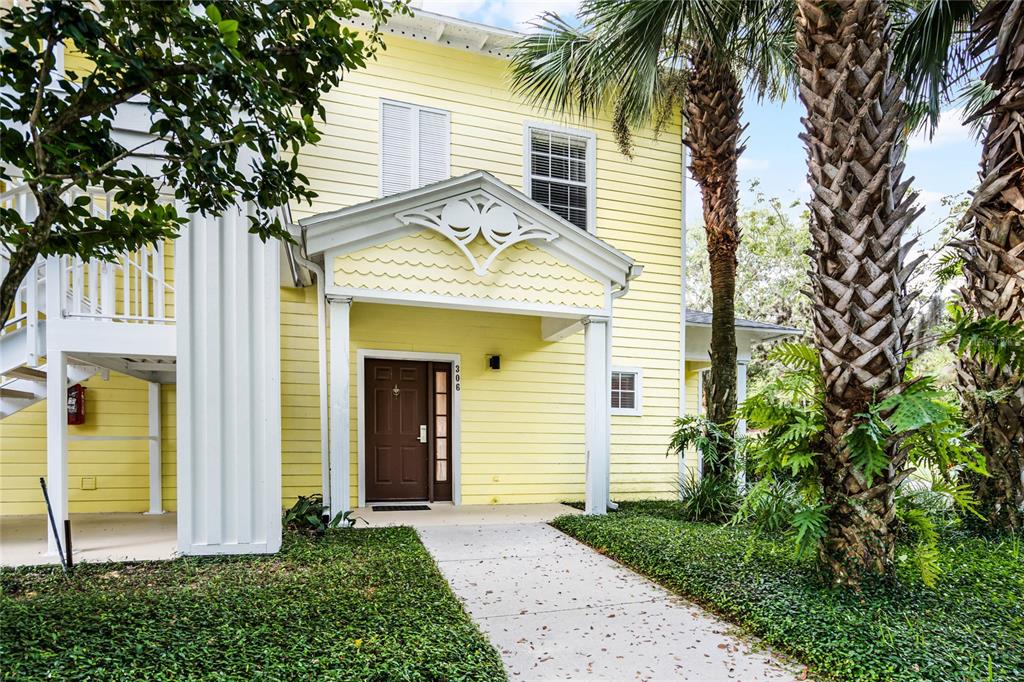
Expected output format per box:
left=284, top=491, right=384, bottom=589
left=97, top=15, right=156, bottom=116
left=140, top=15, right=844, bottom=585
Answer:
left=553, top=511, right=1023, bottom=682
left=0, top=527, right=505, bottom=681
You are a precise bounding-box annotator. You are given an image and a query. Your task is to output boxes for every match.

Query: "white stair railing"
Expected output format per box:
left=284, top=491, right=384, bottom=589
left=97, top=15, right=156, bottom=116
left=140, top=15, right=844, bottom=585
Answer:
left=62, top=242, right=172, bottom=323
left=1, top=178, right=174, bottom=329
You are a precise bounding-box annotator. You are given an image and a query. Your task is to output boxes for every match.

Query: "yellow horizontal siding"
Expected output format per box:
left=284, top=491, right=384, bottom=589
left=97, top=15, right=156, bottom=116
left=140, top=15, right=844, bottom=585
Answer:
left=348, top=303, right=584, bottom=506
left=0, top=372, right=176, bottom=515
left=286, top=34, right=685, bottom=504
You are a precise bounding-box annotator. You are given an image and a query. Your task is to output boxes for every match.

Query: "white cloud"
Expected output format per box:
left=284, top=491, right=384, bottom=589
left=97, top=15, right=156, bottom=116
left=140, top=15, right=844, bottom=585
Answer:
left=908, top=107, right=972, bottom=152
left=420, top=0, right=581, bottom=32
left=916, top=189, right=944, bottom=209
left=738, top=157, right=770, bottom=172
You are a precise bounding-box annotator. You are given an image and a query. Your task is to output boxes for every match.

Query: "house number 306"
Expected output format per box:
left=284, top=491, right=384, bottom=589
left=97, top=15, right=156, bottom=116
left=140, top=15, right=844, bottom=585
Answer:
left=454, top=364, right=460, bottom=391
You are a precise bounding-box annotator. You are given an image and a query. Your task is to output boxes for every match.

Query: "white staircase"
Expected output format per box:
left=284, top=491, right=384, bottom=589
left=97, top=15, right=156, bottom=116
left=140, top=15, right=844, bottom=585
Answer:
left=1, top=363, right=100, bottom=418
left=1, top=180, right=174, bottom=419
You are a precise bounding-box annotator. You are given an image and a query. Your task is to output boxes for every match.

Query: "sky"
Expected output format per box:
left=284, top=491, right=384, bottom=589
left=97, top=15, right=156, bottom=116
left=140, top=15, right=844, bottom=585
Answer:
left=419, top=0, right=981, bottom=247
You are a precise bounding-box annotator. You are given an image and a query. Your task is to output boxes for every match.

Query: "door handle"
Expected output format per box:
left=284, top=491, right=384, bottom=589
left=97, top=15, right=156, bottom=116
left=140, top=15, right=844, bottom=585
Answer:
left=419, top=425, right=427, bottom=444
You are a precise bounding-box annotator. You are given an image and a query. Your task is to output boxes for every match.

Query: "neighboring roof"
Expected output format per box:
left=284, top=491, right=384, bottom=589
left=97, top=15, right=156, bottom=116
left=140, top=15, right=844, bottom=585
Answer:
left=301, top=170, right=640, bottom=288
left=685, top=310, right=803, bottom=338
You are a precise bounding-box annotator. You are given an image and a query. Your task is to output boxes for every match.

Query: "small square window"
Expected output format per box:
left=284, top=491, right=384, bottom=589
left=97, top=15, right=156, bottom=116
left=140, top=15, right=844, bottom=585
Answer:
left=610, top=367, right=643, bottom=416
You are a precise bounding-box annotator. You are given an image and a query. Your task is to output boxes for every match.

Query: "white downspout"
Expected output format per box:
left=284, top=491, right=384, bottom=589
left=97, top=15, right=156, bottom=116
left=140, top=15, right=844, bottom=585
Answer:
left=679, top=120, right=690, bottom=488
left=605, top=265, right=643, bottom=512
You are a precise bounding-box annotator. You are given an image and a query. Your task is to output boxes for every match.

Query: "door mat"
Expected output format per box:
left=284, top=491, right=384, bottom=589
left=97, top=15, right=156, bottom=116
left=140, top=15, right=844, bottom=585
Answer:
left=372, top=505, right=431, bottom=512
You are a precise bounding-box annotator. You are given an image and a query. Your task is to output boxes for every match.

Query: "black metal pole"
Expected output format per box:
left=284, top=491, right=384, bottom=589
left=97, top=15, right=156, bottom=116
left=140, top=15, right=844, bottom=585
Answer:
left=39, top=477, right=68, bottom=572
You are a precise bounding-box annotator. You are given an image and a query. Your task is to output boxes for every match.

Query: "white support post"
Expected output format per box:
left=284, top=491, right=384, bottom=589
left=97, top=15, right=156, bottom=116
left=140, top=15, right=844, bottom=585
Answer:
left=583, top=316, right=610, bottom=515
left=736, top=362, right=748, bottom=439
left=328, top=297, right=352, bottom=518
left=145, top=381, right=163, bottom=514
left=45, top=350, right=68, bottom=556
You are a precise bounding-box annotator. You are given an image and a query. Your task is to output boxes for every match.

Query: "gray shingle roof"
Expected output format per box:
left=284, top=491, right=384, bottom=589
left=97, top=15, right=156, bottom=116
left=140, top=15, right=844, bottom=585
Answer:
left=685, top=310, right=802, bottom=336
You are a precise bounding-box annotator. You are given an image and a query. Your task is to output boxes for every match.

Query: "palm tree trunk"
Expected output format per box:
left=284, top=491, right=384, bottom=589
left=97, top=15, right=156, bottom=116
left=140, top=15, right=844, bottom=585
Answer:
left=958, top=0, right=1024, bottom=533
left=685, top=46, right=743, bottom=480
left=795, top=0, right=921, bottom=586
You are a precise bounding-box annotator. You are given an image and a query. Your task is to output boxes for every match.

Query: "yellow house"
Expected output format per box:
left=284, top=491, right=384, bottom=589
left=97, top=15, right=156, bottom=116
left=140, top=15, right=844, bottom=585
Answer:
left=0, top=6, right=796, bottom=560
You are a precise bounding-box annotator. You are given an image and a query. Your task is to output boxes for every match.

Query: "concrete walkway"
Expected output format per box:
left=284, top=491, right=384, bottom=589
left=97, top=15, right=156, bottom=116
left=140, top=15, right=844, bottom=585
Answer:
left=418, top=521, right=801, bottom=681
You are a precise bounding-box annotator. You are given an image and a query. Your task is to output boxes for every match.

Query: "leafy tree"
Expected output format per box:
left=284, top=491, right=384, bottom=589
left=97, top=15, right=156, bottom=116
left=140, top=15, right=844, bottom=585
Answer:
left=0, top=0, right=405, bottom=325
left=686, top=184, right=811, bottom=383
left=508, top=0, right=795, bottom=485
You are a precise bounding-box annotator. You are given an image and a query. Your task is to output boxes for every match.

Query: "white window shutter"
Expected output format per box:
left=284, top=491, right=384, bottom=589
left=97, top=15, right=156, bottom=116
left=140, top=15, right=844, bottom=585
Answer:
left=417, top=108, right=450, bottom=187
left=381, top=101, right=414, bottom=196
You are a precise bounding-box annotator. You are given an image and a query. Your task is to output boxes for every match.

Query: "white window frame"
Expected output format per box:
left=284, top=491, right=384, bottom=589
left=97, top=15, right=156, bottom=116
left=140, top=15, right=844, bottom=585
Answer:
left=610, top=365, right=643, bottom=416
left=522, top=120, right=597, bottom=234
left=378, top=98, right=451, bottom=197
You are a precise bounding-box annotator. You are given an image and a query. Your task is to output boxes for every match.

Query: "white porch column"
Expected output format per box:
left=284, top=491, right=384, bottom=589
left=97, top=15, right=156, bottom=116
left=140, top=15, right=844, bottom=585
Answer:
left=45, top=349, right=68, bottom=555
left=145, top=381, right=163, bottom=514
left=736, top=362, right=748, bottom=438
left=583, top=316, right=610, bottom=515
left=176, top=204, right=282, bottom=555
left=328, top=296, right=352, bottom=518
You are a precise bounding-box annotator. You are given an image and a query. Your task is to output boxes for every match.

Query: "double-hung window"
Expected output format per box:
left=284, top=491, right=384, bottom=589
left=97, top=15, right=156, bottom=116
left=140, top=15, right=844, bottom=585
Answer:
left=380, top=99, right=451, bottom=197
left=610, top=367, right=643, bottom=416
left=524, top=123, right=595, bottom=232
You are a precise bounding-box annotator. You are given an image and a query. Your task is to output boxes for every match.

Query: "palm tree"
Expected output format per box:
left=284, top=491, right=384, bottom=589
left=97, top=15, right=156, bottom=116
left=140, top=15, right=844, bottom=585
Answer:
left=794, top=0, right=924, bottom=584
left=894, top=0, right=1024, bottom=532
left=508, top=0, right=794, bottom=482
left=954, top=1, right=1024, bottom=531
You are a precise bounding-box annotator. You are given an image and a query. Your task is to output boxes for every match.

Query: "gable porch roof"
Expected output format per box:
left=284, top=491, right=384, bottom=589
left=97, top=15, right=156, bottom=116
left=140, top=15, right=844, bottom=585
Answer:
left=299, top=170, right=641, bottom=291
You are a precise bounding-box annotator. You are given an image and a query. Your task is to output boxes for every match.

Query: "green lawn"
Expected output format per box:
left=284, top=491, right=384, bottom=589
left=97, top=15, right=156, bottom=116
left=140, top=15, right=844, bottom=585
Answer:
left=554, top=510, right=1024, bottom=682
left=1, top=527, right=505, bottom=681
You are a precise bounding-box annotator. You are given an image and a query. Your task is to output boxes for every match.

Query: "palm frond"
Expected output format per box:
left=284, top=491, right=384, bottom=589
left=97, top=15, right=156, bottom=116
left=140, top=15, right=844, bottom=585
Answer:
left=508, top=13, right=609, bottom=121
left=957, top=78, right=998, bottom=139
left=892, top=0, right=980, bottom=136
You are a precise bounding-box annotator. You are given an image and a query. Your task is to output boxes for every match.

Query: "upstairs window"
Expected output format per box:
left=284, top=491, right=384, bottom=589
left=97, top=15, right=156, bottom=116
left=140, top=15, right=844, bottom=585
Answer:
left=524, top=124, right=595, bottom=232
left=611, top=367, right=643, bottom=416
left=380, top=99, right=450, bottom=197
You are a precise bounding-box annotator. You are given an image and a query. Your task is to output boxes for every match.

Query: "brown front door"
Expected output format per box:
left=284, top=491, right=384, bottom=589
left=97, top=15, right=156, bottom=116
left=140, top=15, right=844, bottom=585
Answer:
left=366, top=359, right=430, bottom=502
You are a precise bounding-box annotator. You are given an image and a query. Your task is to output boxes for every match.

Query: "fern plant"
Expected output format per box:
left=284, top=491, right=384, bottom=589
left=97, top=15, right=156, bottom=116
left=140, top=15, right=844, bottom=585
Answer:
left=945, top=304, right=1024, bottom=374
left=736, top=342, right=983, bottom=585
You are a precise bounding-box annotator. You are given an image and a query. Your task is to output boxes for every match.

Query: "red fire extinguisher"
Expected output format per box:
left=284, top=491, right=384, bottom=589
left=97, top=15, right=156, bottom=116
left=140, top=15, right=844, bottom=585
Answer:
left=67, top=384, right=86, bottom=425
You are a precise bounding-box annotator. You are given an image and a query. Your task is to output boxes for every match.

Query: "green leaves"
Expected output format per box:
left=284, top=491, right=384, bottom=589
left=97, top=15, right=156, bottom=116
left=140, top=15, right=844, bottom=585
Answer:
left=1, top=0, right=402, bottom=320
left=791, top=504, right=829, bottom=558
left=1, top=527, right=505, bottom=680
left=557, top=513, right=1024, bottom=682
left=946, top=304, right=1024, bottom=374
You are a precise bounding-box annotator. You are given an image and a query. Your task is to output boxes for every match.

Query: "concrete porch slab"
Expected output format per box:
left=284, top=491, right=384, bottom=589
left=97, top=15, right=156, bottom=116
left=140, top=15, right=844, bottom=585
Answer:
left=0, top=513, right=177, bottom=567
left=353, top=502, right=581, bottom=528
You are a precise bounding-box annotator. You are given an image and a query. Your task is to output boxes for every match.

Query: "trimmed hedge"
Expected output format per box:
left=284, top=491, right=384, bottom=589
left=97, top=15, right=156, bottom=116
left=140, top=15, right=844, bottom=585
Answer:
left=1, top=527, right=505, bottom=681
left=553, top=512, right=1024, bottom=682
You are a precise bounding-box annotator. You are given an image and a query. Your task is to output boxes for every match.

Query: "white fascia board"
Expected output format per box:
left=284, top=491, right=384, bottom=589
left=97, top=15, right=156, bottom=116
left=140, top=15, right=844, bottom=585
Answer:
left=351, top=7, right=520, bottom=59
left=303, top=171, right=636, bottom=287
left=325, top=285, right=609, bottom=319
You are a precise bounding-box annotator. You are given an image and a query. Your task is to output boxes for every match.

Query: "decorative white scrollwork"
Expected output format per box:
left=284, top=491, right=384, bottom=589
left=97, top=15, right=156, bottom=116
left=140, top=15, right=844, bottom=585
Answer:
left=396, top=191, right=558, bottom=276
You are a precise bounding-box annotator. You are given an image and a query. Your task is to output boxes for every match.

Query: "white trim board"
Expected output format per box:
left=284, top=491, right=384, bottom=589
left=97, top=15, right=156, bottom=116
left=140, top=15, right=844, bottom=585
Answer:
left=355, top=349, right=463, bottom=508
left=326, top=286, right=609, bottom=319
